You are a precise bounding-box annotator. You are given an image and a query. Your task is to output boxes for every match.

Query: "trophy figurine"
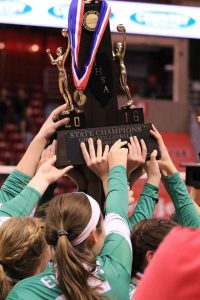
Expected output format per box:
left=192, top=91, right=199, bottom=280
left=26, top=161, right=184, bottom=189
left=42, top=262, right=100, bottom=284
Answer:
left=46, top=28, right=86, bottom=129
left=113, top=24, right=134, bottom=108
left=46, top=28, right=74, bottom=112
left=114, top=24, right=144, bottom=125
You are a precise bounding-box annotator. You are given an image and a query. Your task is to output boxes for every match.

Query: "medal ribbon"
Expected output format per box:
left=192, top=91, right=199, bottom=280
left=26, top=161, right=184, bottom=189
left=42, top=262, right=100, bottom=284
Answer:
left=68, top=0, right=111, bottom=91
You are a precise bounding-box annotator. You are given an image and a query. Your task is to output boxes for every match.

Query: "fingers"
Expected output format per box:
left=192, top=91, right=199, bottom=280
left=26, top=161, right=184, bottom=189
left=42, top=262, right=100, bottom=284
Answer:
left=54, top=117, right=69, bottom=130
left=88, top=138, right=96, bottom=162
left=150, top=127, right=165, bottom=150
left=50, top=103, right=68, bottom=117
left=47, top=155, right=57, bottom=165
left=133, top=136, right=141, bottom=156
left=150, top=149, right=158, bottom=161
left=151, top=124, right=160, bottom=135
left=97, top=139, right=103, bottom=161
left=60, top=165, right=73, bottom=176
left=141, top=139, right=147, bottom=160
left=80, top=142, right=90, bottom=166
left=110, top=139, right=127, bottom=151
left=102, top=144, right=109, bottom=160
left=50, top=139, right=56, bottom=157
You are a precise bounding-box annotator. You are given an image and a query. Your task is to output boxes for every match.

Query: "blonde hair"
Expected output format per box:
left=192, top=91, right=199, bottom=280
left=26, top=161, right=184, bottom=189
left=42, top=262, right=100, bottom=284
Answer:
left=0, top=217, right=48, bottom=299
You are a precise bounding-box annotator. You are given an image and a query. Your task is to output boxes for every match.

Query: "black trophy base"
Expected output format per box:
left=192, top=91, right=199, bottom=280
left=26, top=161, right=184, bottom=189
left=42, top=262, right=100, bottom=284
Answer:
left=56, top=123, right=160, bottom=167
left=185, top=164, right=200, bottom=189
left=55, top=109, right=86, bottom=131
left=119, top=106, right=144, bottom=125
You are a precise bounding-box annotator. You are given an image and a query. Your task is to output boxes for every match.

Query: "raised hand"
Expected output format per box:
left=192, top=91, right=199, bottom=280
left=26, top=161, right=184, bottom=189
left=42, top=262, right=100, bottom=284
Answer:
left=108, top=139, right=128, bottom=170
left=150, top=125, right=177, bottom=176
left=145, top=149, right=161, bottom=188
left=36, top=155, right=72, bottom=185
left=80, top=138, right=109, bottom=181
left=28, top=156, right=73, bottom=195
left=36, top=140, right=56, bottom=172
left=127, top=136, right=147, bottom=174
left=37, top=103, right=69, bottom=142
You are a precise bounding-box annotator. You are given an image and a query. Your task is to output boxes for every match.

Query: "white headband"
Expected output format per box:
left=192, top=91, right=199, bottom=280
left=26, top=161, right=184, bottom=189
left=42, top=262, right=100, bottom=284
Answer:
left=71, top=193, right=101, bottom=246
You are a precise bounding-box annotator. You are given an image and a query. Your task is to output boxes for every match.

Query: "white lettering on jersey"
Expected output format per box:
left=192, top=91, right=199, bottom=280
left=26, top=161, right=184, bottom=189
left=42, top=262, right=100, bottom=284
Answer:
left=0, top=202, right=3, bottom=208
left=40, top=275, right=57, bottom=289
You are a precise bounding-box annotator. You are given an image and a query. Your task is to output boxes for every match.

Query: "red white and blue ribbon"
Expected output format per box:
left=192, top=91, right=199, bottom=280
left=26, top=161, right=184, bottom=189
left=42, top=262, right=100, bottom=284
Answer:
left=68, top=0, right=111, bottom=91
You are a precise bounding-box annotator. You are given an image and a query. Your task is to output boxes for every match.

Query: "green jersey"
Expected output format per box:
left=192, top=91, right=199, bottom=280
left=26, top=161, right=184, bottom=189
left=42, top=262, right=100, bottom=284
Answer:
left=164, top=172, right=200, bottom=228
left=7, top=165, right=132, bottom=300
left=0, top=169, right=41, bottom=225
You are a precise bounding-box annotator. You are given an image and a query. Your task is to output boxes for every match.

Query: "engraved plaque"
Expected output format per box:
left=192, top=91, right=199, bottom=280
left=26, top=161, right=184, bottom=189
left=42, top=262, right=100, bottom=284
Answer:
left=56, top=123, right=160, bottom=167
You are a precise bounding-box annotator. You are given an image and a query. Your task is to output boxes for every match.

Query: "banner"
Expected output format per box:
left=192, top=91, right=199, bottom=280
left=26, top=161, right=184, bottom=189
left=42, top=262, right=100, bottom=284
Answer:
left=1, top=0, right=200, bottom=39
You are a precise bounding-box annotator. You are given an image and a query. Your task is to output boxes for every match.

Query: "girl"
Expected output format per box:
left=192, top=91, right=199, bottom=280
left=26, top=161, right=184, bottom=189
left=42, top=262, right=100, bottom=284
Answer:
left=7, top=140, right=132, bottom=300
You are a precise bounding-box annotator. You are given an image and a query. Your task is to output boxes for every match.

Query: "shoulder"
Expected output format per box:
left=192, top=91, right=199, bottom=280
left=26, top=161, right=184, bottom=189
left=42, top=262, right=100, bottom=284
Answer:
left=7, top=263, right=62, bottom=300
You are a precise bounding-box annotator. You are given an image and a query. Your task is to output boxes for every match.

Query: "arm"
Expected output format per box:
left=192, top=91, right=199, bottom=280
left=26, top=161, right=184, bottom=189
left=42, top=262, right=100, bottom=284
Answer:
left=163, top=173, right=200, bottom=227
left=0, top=156, right=73, bottom=222
left=0, top=170, right=31, bottom=205
left=0, top=104, right=68, bottom=205
left=99, top=140, right=132, bottom=284
left=151, top=125, right=200, bottom=228
left=46, top=49, right=57, bottom=65
left=16, top=103, right=69, bottom=177
left=122, top=31, right=126, bottom=57
left=63, top=43, right=70, bottom=62
left=129, top=149, right=161, bottom=229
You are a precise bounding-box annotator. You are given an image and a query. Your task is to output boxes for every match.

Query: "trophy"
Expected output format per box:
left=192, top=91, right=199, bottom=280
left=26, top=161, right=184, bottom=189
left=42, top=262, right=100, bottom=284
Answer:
left=46, top=0, right=160, bottom=206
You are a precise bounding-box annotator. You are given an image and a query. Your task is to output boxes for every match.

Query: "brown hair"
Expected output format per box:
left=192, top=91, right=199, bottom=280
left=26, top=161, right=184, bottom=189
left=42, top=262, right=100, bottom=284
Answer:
left=45, top=192, right=103, bottom=300
left=131, top=218, right=176, bottom=276
left=0, top=217, right=48, bottom=300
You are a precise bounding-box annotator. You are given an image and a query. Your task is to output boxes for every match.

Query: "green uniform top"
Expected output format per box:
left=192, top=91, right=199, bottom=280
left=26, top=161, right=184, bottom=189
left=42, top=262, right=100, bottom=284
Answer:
left=7, top=165, right=132, bottom=300
left=164, top=172, right=200, bottom=228
left=0, top=169, right=41, bottom=225
left=129, top=183, right=159, bottom=230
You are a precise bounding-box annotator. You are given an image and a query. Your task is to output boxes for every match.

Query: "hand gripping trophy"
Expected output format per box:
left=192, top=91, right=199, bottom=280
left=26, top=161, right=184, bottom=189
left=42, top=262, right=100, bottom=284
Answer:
left=46, top=28, right=74, bottom=112
left=113, top=24, right=134, bottom=108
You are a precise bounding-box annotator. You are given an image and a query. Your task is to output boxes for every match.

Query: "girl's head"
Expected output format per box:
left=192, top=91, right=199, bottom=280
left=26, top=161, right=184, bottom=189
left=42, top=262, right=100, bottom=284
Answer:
left=45, top=192, right=105, bottom=300
left=131, top=218, right=176, bottom=277
left=0, top=217, right=50, bottom=299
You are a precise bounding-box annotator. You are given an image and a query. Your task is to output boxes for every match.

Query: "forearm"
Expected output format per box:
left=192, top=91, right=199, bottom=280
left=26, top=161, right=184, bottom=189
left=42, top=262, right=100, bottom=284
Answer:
left=0, top=186, right=41, bottom=219
left=106, top=165, right=129, bottom=220
left=164, top=172, right=200, bottom=228
left=27, top=173, right=49, bottom=196
left=129, top=183, right=158, bottom=229
left=0, top=170, right=31, bottom=204
left=101, top=176, right=108, bottom=195
left=16, top=135, right=47, bottom=177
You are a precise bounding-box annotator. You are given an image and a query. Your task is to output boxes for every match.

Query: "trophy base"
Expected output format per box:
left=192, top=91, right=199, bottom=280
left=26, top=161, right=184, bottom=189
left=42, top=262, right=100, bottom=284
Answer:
left=119, top=106, right=144, bottom=125
left=56, top=123, right=160, bottom=167
left=55, top=109, right=86, bottom=131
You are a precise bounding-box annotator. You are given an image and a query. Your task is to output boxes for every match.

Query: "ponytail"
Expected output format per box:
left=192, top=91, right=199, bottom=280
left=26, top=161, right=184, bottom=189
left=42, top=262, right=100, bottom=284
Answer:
left=0, top=263, right=11, bottom=300
left=46, top=193, right=103, bottom=300
left=55, top=235, right=100, bottom=300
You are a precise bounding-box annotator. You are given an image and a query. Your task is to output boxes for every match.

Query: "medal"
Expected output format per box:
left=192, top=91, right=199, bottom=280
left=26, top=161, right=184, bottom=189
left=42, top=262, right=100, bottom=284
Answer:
left=68, top=0, right=110, bottom=97
left=74, top=90, right=87, bottom=106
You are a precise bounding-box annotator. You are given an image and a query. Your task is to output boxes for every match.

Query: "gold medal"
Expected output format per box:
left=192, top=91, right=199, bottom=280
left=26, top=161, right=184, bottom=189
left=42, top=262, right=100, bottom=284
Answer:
left=73, top=90, right=87, bottom=106
left=83, top=11, right=99, bottom=31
